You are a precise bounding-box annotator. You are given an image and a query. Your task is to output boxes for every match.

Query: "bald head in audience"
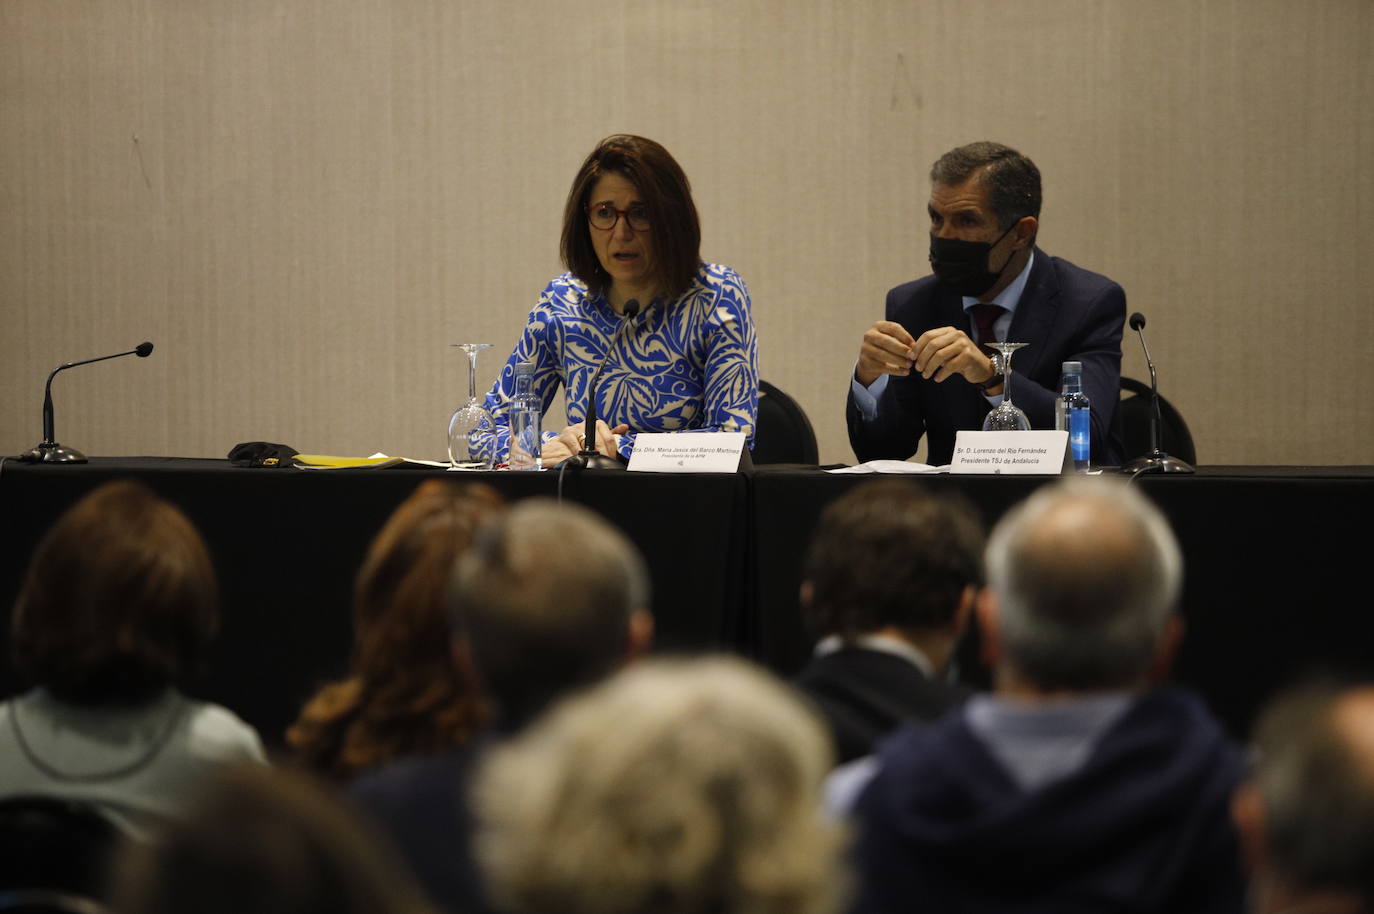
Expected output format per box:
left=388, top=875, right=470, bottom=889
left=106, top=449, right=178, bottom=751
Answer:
left=982, top=475, right=1183, bottom=694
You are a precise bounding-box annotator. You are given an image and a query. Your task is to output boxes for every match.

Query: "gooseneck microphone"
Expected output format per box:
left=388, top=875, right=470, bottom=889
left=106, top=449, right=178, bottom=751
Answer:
left=20, top=341, right=155, bottom=464
left=564, top=301, right=641, bottom=471
left=1121, top=314, right=1192, bottom=475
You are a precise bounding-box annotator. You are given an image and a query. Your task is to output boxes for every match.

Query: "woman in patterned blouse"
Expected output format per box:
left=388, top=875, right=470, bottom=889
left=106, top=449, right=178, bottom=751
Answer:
left=479, top=134, right=759, bottom=466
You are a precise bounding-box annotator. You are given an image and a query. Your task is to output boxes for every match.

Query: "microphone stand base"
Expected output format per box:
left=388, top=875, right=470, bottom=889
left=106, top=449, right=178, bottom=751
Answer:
left=1122, top=452, right=1194, bottom=475
left=556, top=451, right=627, bottom=471
left=18, top=442, right=88, bottom=464
left=579, top=453, right=626, bottom=471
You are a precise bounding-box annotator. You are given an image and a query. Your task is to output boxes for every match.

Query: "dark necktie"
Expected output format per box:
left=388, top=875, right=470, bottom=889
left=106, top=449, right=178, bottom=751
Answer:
left=970, top=304, right=1007, bottom=359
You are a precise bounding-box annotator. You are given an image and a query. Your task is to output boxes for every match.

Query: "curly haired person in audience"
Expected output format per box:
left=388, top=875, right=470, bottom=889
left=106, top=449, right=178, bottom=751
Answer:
left=474, top=656, right=845, bottom=914
left=0, top=480, right=265, bottom=839
left=287, top=480, right=503, bottom=780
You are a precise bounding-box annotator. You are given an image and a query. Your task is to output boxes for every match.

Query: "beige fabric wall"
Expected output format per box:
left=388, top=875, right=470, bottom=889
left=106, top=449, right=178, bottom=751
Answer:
left=3, top=0, right=1371, bottom=466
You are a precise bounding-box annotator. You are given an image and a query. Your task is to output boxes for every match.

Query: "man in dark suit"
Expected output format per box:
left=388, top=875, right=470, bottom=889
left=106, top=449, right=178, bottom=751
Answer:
left=793, top=479, right=984, bottom=765
left=847, top=141, right=1124, bottom=466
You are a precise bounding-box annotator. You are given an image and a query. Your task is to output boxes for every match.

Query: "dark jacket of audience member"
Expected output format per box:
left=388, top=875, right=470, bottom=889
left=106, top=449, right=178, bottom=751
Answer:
left=794, top=480, right=983, bottom=763
left=287, top=481, right=502, bottom=780
left=856, top=687, right=1241, bottom=913
left=0, top=480, right=264, bottom=839
left=848, top=479, right=1246, bottom=914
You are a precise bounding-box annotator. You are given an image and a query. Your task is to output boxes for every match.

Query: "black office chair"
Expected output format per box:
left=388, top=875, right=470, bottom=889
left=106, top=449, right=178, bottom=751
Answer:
left=1118, top=376, right=1197, bottom=465
left=752, top=380, right=819, bottom=465
left=0, top=797, right=118, bottom=901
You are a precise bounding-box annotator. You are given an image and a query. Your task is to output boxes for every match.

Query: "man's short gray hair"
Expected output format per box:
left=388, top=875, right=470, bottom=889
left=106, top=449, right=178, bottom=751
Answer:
left=985, top=478, right=1182, bottom=690
left=449, top=498, right=650, bottom=729
left=1251, top=682, right=1374, bottom=904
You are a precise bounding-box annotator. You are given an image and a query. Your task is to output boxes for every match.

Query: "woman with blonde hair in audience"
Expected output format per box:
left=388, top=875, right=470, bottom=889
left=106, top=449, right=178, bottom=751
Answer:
left=288, top=480, right=502, bottom=780
left=474, top=655, right=846, bottom=914
left=0, top=480, right=265, bottom=839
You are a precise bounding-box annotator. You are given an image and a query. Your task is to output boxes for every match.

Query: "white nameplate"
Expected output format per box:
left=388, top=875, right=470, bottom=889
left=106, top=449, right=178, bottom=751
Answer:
left=627, top=432, right=747, bottom=473
left=950, top=430, right=1069, bottom=475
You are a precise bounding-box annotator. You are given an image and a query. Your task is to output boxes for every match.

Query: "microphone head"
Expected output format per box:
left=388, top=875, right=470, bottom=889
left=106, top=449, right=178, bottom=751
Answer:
left=622, top=299, right=640, bottom=319
left=1128, top=313, right=1146, bottom=331
left=135, top=341, right=154, bottom=357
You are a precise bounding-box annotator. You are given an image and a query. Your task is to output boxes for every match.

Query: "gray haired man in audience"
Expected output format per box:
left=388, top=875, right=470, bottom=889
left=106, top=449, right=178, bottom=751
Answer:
left=1232, top=681, right=1374, bottom=914
left=349, top=498, right=654, bottom=914
left=844, top=477, right=1247, bottom=914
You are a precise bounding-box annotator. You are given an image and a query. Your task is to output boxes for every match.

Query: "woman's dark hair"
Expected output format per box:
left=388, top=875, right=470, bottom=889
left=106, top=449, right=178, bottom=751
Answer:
left=11, top=480, right=218, bottom=704
left=560, top=134, right=702, bottom=301
left=113, top=765, right=438, bottom=914
left=287, top=480, right=503, bottom=779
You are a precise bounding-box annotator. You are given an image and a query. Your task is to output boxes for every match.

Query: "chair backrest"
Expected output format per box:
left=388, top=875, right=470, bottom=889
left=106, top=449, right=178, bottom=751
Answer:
left=752, top=380, right=819, bottom=466
left=0, top=890, right=110, bottom=914
left=1118, top=377, right=1197, bottom=465
left=0, top=797, right=119, bottom=898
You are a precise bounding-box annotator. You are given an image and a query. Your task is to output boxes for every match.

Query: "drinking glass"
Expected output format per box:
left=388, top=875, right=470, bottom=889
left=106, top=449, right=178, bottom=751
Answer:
left=981, top=341, right=1032, bottom=432
left=448, top=343, right=495, bottom=469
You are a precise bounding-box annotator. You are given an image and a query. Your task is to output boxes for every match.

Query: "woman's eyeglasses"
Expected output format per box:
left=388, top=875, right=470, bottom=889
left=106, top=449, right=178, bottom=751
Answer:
left=586, top=204, right=651, bottom=232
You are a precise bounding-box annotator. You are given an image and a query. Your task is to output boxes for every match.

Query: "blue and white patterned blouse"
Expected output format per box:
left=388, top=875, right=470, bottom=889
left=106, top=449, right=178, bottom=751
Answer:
left=478, top=263, right=758, bottom=464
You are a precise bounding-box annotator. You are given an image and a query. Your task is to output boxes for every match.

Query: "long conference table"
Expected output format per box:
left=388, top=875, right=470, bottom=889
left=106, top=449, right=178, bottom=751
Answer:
left=2, top=457, right=1371, bottom=748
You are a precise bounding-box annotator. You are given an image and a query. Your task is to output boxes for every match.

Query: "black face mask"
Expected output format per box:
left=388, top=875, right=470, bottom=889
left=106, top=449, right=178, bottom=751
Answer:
left=929, top=221, right=1019, bottom=297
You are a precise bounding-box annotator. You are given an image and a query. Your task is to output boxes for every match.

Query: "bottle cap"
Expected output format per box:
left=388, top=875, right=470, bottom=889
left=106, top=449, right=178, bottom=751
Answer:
left=515, top=361, right=535, bottom=375
left=1061, top=361, right=1082, bottom=373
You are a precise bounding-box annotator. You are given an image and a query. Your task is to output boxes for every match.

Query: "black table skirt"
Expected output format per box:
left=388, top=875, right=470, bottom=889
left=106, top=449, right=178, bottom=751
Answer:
left=3, top=458, right=1371, bottom=745
left=0, top=458, right=748, bottom=745
left=749, top=465, right=1374, bottom=736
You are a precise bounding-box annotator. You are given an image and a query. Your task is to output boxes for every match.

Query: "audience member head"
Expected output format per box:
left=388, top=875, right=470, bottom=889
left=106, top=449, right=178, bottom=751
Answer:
left=11, top=480, right=217, bottom=705
left=288, top=480, right=503, bottom=778
left=929, top=141, right=1042, bottom=231
left=983, top=477, right=1183, bottom=692
left=113, top=765, right=436, bottom=914
left=449, top=498, right=651, bottom=731
left=474, top=656, right=843, bottom=914
left=1233, top=681, right=1374, bottom=913
left=802, top=479, right=984, bottom=647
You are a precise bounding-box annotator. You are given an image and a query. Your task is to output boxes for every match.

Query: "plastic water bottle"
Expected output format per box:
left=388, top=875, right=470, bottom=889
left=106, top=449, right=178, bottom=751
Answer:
left=1055, top=361, right=1091, bottom=473
left=509, top=362, right=542, bottom=470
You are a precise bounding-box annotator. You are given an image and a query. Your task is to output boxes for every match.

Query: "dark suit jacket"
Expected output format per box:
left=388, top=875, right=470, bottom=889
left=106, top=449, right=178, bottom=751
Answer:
left=847, top=251, right=1125, bottom=466
left=794, top=647, right=972, bottom=765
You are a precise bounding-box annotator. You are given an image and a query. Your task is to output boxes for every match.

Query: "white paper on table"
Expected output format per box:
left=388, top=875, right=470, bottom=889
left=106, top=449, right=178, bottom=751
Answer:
left=827, top=460, right=951, bottom=475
